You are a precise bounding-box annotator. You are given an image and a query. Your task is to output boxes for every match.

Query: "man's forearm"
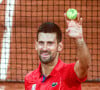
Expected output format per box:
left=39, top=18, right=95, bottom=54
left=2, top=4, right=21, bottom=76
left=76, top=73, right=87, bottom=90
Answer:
left=76, top=38, right=91, bottom=70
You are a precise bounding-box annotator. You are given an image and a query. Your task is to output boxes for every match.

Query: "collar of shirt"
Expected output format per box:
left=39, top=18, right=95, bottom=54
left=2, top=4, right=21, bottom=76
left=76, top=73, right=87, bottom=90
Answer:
left=37, top=58, right=64, bottom=79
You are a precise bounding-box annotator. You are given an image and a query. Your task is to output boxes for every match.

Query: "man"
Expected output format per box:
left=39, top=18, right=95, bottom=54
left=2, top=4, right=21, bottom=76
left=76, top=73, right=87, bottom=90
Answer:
left=25, top=13, right=91, bottom=90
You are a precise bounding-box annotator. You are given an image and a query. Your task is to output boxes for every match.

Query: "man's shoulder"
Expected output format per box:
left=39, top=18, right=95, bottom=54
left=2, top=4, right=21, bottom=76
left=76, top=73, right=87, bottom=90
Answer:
left=59, top=60, right=75, bottom=72
left=25, top=68, right=39, bottom=81
left=58, top=59, right=75, bottom=72
left=63, top=62, right=75, bottom=69
left=60, top=59, right=75, bottom=67
left=64, top=62, right=75, bottom=66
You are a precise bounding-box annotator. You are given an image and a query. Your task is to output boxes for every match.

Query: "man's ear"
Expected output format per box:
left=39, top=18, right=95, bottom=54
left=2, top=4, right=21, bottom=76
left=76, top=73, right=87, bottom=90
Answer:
left=35, top=40, right=38, bottom=50
left=58, top=42, right=63, bottom=51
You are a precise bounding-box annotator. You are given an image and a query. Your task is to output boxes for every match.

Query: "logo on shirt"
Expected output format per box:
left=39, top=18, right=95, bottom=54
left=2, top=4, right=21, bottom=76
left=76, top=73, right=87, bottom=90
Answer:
left=32, top=84, right=36, bottom=90
left=52, top=82, right=58, bottom=87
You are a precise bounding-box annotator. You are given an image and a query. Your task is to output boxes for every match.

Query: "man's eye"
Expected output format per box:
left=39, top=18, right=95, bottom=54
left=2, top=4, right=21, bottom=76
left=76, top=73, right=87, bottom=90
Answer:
left=48, top=42, right=53, bottom=45
left=39, top=42, right=44, bottom=45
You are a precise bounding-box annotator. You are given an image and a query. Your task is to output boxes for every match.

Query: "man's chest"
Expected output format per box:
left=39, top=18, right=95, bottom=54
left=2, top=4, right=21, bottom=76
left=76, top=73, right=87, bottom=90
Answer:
left=28, top=75, right=81, bottom=90
left=32, top=75, right=62, bottom=90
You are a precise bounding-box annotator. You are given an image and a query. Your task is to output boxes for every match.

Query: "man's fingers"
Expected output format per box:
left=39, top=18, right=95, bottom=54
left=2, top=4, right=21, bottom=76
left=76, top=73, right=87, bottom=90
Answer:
left=77, top=13, right=83, bottom=25
left=66, top=28, right=70, bottom=33
left=79, top=18, right=82, bottom=25
left=77, top=13, right=80, bottom=22
left=77, top=13, right=82, bottom=25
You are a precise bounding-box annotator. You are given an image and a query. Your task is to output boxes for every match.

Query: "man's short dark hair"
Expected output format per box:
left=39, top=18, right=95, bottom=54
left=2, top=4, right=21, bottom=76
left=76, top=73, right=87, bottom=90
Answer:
left=37, top=22, right=62, bottom=43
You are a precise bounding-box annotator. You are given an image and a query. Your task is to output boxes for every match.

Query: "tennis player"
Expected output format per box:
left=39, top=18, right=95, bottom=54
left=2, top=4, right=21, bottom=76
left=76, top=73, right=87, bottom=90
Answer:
left=25, top=14, right=91, bottom=90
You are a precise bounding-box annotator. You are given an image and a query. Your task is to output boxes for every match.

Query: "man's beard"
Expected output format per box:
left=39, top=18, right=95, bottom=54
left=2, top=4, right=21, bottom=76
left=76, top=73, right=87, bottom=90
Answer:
left=39, top=50, right=57, bottom=64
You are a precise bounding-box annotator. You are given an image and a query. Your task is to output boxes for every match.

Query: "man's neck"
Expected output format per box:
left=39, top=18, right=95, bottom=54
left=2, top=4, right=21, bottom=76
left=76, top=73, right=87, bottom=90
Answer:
left=41, top=53, right=59, bottom=77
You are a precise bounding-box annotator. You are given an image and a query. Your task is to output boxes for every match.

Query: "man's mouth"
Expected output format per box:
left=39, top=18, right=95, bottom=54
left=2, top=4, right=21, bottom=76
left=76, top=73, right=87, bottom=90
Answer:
left=41, top=53, right=50, bottom=58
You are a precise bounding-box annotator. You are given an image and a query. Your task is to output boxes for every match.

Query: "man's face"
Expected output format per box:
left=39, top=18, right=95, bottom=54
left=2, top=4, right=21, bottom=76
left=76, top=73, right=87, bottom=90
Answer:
left=36, top=33, right=61, bottom=64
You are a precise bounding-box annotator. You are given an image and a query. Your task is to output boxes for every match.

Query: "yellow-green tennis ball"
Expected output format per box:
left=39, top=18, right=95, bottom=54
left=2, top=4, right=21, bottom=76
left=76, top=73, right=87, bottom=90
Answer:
left=66, top=9, right=77, bottom=19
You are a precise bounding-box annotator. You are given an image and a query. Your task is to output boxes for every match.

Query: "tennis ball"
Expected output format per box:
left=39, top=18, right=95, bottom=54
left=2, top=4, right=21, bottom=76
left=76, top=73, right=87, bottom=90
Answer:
left=66, top=9, right=77, bottom=20
left=0, top=0, right=3, bottom=4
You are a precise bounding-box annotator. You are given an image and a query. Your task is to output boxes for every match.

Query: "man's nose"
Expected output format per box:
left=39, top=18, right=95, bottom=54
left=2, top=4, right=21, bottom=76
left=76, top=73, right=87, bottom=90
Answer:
left=42, top=43, right=48, bottom=50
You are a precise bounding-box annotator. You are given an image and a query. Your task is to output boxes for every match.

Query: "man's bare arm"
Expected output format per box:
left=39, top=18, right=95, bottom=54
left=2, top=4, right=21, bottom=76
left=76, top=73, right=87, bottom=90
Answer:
left=64, top=12, right=91, bottom=79
left=74, top=38, right=91, bottom=79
